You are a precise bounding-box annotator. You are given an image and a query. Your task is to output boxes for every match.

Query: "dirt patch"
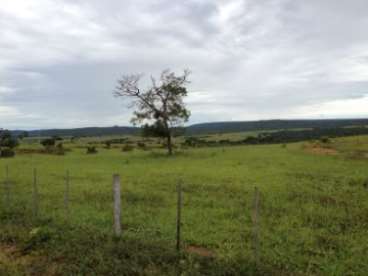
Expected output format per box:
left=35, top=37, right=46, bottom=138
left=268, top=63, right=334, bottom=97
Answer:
left=346, top=150, right=368, bottom=160
left=0, top=244, right=21, bottom=262
left=318, top=195, right=338, bottom=206
left=306, top=146, right=338, bottom=156
left=0, top=244, right=27, bottom=275
left=0, top=244, right=60, bottom=276
left=186, top=245, right=215, bottom=258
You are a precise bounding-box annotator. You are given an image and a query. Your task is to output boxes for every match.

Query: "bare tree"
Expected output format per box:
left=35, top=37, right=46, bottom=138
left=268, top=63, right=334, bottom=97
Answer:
left=114, top=69, right=191, bottom=155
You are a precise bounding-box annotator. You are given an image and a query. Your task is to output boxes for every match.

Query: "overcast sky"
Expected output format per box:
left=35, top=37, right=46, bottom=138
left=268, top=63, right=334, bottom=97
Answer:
left=1, top=0, right=368, bottom=129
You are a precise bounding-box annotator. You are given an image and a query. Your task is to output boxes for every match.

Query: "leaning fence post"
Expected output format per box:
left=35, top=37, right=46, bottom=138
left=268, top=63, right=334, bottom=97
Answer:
left=113, top=174, right=122, bottom=236
left=252, top=187, right=260, bottom=266
left=32, top=168, right=39, bottom=218
left=176, top=181, right=183, bottom=252
left=64, top=170, right=70, bottom=218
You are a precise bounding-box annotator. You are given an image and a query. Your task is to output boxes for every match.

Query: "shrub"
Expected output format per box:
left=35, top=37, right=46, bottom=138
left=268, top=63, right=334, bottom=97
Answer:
left=41, top=138, right=56, bottom=147
left=137, top=142, right=147, bottom=150
left=18, top=131, right=29, bottom=139
left=0, top=148, right=15, bottom=158
left=86, top=146, right=98, bottom=154
left=0, top=130, right=19, bottom=149
left=104, top=138, right=128, bottom=144
left=122, top=144, right=134, bottom=152
left=23, top=226, right=54, bottom=253
left=242, top=136, right=259, bottom=144
left=0, top=130, right=18, bottom=157
left=363, top=179, right=368, bottom=189
left=52, top=136, right=63, bottom=141
left=105, top=141, right=111, bottom=149
left=55, top=143, right=65, bottom=155
left=320, top=136, right=331, bottom=143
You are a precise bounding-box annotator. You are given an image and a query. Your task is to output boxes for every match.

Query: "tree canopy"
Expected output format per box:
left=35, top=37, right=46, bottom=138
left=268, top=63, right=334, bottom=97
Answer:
left=115, top=69, right=191, bottom=155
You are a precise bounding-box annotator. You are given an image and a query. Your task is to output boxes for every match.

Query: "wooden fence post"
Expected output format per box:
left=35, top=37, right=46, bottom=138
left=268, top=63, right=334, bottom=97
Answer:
left=32, top=168, right=39, bottom=218
left=113, top=174, right=122, bottom=236
left=176, top=181, right=183, bottom=252
left=252, top=187, right=260, bottom=266
left=64, top=170, right=70, bottom=218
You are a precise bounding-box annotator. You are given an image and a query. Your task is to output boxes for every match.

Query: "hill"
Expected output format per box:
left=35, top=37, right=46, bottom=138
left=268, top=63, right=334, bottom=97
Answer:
left=12, top=126, right=139, bottom=137
left=10, top=118, right=368, bottom=137
left=185, top=119, right=368, bottom=135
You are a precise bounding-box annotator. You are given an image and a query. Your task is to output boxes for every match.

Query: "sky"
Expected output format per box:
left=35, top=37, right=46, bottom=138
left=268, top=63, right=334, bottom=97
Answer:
left=1, top=0, right=368, bottom=130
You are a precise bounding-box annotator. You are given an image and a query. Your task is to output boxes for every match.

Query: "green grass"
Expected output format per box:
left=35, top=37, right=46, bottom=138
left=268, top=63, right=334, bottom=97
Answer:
left=1, top=136, right=368, bottom=275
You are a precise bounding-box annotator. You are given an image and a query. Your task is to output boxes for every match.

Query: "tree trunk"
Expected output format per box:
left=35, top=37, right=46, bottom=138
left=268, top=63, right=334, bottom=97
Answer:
left=163, top=119, right=173, bottom=155
left=167, top=133, right=173, bottom=155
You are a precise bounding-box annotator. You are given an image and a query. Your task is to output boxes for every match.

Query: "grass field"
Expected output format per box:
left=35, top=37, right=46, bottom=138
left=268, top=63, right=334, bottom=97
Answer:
left=1, top=136, right=368, bottom=275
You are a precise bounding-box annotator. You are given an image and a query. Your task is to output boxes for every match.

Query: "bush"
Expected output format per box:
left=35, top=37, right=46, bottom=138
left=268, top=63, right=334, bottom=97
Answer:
left=18, top=131, right=29, bottom=140
left=23, top=226, right=54, bottom=253
left=122, top=144, right=134, bottom=152
left=52, top=136, right=63, bottom=141
left=0, top=130, right=19, bottom=149
left=55, top=143, right=65, bottom=155
left=86, top=146, right=98, bottom=154
left=363, top=179, right=368, bottom=189
left=105, top=141, right=111, bottom=149
left=0, top=148, right=15, bottom=158
left=137, top=142, right=147, bottom=150
left=242, top=136, right=259, bottom=144
left=41, top=138, right=56, bottom=147
left=320, top=136, right=331, bottom=143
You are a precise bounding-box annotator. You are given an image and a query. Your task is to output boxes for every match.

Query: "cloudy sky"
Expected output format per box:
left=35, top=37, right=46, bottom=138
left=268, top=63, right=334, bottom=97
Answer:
left=1, top=0, right=368, bottom=129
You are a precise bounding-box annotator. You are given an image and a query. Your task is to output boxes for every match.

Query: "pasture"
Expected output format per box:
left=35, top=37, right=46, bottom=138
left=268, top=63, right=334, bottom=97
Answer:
left=1, top=135, right=368, bottom=275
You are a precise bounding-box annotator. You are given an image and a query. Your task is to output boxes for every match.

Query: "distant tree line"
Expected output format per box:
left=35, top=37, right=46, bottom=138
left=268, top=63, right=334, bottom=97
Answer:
left=185, top=119, right=368, bottom=135
left=183, top=127, right=368, bottom=147
left=10, top=119, right=368, bottom=138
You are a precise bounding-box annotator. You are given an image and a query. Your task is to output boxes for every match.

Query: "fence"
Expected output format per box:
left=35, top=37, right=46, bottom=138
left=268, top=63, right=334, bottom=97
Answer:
left=0, top=166, right=262, bottom=264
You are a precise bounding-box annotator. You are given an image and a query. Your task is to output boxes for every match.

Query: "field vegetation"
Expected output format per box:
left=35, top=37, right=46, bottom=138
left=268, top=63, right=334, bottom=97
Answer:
left=1, top=134, right=368, bottom=275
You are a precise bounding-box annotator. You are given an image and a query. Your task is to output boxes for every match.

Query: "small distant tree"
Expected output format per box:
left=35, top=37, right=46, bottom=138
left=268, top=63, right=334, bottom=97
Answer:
left=18, top=131, right=29, bottom=140
left=55, top=143, right=65, bottom=155
left=114, top=69, right=191, bottom=155
left=0, top=129, right=18, bottom=157
left=0, top=130, right=19, bottom=149
left=86, top=146, right=98, bottom=154
left=52, top=135, right=63, bottom=141
left=41, top=138, right=56, bottom=148
left=320, top=136, right=331, bottom=144
left=105, top=141, right=111, bottom=149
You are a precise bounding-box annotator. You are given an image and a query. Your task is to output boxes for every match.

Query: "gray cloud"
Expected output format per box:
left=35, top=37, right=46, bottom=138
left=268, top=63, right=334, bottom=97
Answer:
left=1, top=0, right=368, bottom=129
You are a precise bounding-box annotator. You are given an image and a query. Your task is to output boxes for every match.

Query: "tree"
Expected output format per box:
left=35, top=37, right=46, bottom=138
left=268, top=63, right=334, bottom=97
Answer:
left=0, top=130, right=18, bottom=148
left=41, top=138, right=56, bottom=148
left=0, top=129, right=18, bottom=158
left=114, top=69, right=191, bottom=155
left=18, top=131, right=29, bottom=140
